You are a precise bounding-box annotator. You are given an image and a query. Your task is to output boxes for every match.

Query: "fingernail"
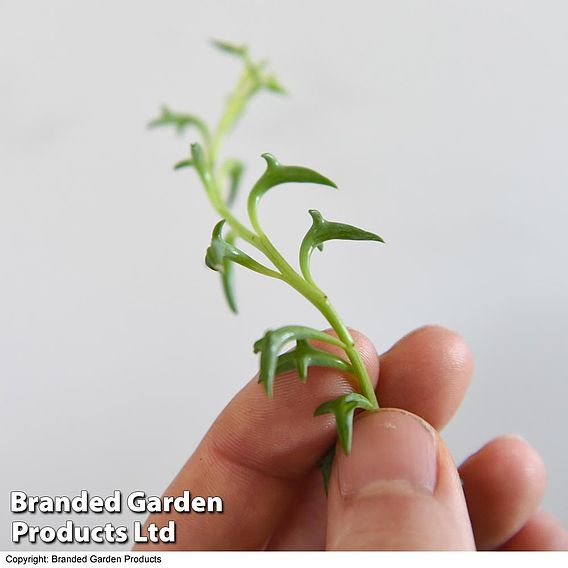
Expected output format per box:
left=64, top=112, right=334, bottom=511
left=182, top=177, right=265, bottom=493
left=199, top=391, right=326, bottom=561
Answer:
left=339, top=409, right=438, bottom=496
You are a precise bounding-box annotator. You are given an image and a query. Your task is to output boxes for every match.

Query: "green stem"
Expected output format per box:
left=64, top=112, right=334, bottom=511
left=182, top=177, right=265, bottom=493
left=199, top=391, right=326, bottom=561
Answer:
left=202, top=57, right=378, bottom=408
left=206, top=75, right=266, bottom=251
left=209, top=71, right=257, bottom=170
left=256, top=231, right=379, bottom=408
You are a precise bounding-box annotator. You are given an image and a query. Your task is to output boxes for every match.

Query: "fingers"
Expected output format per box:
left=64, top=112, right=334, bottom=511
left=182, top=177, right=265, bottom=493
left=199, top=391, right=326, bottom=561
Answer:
left=326, top=409, right=475, bottom=550
left=268, top=324, right=474, bottom=550
left=499, top=511, right=568, bottom=551
left=377, top=325, right=473, bottom=430
left=134, top=331, right=379, bottom=550
left=137, top=325, right=474, bottom=550
left=265, top=468, right=328, bottom=550
left=459, top=435, right=547, bottom=550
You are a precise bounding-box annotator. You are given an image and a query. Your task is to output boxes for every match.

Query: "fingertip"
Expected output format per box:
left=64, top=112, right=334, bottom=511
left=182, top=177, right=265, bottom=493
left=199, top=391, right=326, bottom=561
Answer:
left=405, top=324, right=474, bottom=377
left=377, top=325, right=473, bottom=429
left=500, top=511, right=568, bottom=551
left=460, top=435, right=548, bottom=550
left=462, top=434, right=547, bottom=497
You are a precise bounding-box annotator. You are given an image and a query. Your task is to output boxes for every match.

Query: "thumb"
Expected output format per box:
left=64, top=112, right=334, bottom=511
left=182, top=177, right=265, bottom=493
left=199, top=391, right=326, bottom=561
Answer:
left=326, top=409, right=475, bottom=550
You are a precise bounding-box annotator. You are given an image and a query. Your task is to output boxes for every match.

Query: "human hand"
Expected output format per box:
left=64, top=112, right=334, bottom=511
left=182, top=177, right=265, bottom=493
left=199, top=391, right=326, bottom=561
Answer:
left=134, top=326, right=568, bottom=550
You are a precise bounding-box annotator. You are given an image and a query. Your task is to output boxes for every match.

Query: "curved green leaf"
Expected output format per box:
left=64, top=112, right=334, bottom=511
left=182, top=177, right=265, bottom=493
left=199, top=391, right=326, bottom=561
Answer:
left=148, top=106, right=210, bottom=141
left=300, top=209, right=384, bottom=283
left=314, top=393, right=375, bottom=455
left=211, top=39, right=248, bottom=58
left=190, top=142, right=212, bottom=190
left=253, top=326, right=346, bottom=397
left=205, top=220, right=281, bottom=278
left=190, top=142, right=207, bottom=175
left=263, top=75, right=287, bottom=94
left=221, top=232, right=238, bottom=313
left=220, top=159, right=244, bottom=207
left=275, top=339, right=352, bottom=382
left=173, top=158, right=193, bottom=170
left=317, top=445, right=336, bottom=496
left=247, top=154, right=337, bottom=230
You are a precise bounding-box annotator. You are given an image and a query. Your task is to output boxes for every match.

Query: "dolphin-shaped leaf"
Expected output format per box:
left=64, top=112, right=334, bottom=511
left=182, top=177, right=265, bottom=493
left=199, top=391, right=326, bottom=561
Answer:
left=300, top=209, right=384, bottom=282
left=314, top=393, right=375, bottom=454
left=247, top=154, right=336, bottom=229
left=148, top=106, right=210, bottom=141
left=253, top=326, right=346, bottom=396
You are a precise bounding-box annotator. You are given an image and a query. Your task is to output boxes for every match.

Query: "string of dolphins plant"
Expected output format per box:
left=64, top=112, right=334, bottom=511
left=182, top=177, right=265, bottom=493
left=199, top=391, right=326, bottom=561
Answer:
left=149, top=40, right=385, bottom=480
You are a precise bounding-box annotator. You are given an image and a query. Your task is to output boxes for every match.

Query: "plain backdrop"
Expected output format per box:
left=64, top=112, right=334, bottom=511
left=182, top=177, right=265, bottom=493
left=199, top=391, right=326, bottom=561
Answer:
left=1, top=0, right=567, bottom=550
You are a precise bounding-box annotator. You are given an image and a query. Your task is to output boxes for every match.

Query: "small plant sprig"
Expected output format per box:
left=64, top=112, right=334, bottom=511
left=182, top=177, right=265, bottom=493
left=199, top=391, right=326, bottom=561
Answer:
left=150, top=40, right=384, bottom=459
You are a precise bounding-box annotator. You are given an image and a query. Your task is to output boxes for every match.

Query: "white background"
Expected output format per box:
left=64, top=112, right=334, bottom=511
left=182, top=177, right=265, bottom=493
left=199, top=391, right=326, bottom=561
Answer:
left=1, top=0, right=567, bottom=549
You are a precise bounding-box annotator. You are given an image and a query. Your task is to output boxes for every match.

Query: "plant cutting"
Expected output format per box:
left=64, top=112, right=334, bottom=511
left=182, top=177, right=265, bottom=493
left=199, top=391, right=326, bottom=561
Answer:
left=149, top=40, right=384, bottom=473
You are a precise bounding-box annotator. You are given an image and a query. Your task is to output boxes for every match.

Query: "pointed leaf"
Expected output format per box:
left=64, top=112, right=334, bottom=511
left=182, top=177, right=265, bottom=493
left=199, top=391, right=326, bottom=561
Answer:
left=221, top=232, right=238, bottom=313
left=314, top=393, right=375, bottom=454
left=173, top=158, right=193, bottom=170
left=317, top=445, right=336, bottom=496
left=148, top=106, right=210, bottom=140
left=191, top=143, right=211, bottom=189
left=253, top=326, right=345, bottom=397
left=263, top=75, right=287, bottom=94
left=275, top=339, right=352, bottom=382
left=211, top=39, right=248, bottom=58
left=300, top=209, right=384, bottom=282
left=220, top=159, right=244, bottom=207
left=190, top=142, right=207, bottom=174
left=248, top=154, right=337, bottom=228
left=249, top=153, right=337, bottom=207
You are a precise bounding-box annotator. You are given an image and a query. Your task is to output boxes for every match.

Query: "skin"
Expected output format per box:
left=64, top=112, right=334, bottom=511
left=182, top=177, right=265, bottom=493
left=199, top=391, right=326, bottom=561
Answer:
left=134, top=325, right=568, bottom=550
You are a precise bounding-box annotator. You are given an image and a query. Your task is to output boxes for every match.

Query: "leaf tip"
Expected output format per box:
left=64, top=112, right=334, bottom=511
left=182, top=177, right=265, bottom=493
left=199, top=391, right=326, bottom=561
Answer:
left=264, top=75, right=287, bottom=95
left=308, top=209, right=324, bottom=224
left=252, top=337, right=264, bottom=354
left=257, top=372, right=273, bottom=398
left=369, top=232, right=385, bottom=244
left=317, top=445, right=336, bottom=495
left=173, top=159, right=193, bottom=171
left=314, top=173, right=337, bottom=190
left=260, top=153, right=279, bottom=169
left=210, top=38, right=248, bottom=58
